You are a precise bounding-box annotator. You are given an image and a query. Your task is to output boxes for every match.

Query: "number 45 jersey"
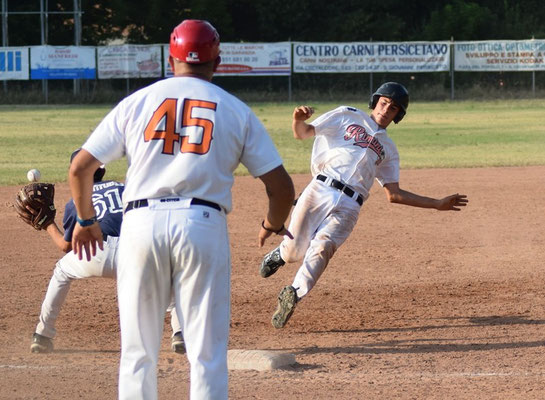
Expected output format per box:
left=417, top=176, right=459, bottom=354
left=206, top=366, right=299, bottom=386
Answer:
left=82, top=76, right=283, bottom=214
left=63, top=181, right=124, bottom=241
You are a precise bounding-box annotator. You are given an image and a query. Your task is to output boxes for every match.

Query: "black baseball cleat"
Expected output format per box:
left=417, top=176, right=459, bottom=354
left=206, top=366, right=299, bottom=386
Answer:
left=171, top=331, right=186, bottom=354
left=271, top=285, right=298, bottom=329
left=260, top=247, right=285, bottom=278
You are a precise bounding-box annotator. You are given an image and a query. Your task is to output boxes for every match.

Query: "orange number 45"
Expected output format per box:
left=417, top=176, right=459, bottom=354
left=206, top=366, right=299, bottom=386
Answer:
left=144, top=98, right=217, bottom=155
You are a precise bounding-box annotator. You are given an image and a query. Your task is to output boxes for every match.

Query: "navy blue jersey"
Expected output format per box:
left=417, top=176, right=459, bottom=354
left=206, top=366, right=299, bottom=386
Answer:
left=63, top=181, right=125, bottom=242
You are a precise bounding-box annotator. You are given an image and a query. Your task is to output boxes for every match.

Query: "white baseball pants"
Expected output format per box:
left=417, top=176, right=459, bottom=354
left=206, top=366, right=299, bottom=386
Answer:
left=117, top=200, right=230, bottom=400
left=35, top=236, right=181, bottom=340
left=279, top=178, right=361, bottom=299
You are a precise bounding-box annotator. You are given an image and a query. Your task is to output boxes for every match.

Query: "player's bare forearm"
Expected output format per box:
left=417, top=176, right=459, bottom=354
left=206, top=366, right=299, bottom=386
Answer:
left=46, top=222, right=72, bottom=253
left=69, top=149, right=104, bottom=259
left=383, top=183, right=468, bottom=211
left=292, top=106, right=316, bottom=139
left=69, top=149, right=101, bottom=220
left=257, top=165, right=295, bottom=247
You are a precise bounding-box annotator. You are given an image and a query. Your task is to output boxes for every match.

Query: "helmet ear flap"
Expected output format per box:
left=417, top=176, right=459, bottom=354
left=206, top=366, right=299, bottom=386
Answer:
left=93, top=167, right=106, bottom=182
left=369, top=95, right=379, bottom=110
left=393, top=110, right=406, bottom=124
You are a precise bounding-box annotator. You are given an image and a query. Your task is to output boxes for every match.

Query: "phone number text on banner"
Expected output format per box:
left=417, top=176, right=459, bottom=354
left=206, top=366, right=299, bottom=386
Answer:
left=455, top=40, right=545, bottom=71
left=293, top=42, right=450, bottom=73
left=30, top=46, right=95, bottom=79
left=163, top=42, right=291, bottom=77
left=215, top=42, right=291, bottom=76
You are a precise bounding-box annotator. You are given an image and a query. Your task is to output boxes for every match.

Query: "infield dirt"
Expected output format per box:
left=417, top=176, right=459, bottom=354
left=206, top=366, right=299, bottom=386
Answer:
left=1, top=167, right=545, bottom=399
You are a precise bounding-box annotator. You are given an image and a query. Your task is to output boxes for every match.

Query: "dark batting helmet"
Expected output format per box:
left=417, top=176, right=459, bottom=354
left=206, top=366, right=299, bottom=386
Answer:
left=169, top=20, right=220, bottom=64
left=369, top=82, right=409, bottom=124
left=70, top=148, right=105, bottom=183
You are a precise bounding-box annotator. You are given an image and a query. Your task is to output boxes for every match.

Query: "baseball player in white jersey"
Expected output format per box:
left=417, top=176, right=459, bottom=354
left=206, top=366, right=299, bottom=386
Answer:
left=68, top=20, right=294, bottom=400
left=260, top=82, right=468, bottom=329
left=30, top=149, right=183, bottom=354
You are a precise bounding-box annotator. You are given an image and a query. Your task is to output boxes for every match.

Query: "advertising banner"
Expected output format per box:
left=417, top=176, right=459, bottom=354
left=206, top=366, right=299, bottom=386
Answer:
left=30, top=46, right=95, bottom=79
left=293, top=42, right=450, bottom=73
left=215, top=42, right=291, bottom=76
left=0, top=47, right=29, bottom=80
left=98, top=45, right=162, bottom=78
left=163, top=45, right=173, bottom=77
left=163, top=42, right=291, bottom=77
left=455, top=40, right=545, bottom=71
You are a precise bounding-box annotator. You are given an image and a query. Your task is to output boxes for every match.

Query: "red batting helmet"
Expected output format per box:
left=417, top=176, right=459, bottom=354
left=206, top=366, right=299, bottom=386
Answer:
left=169, top=20, right=220, bottom=64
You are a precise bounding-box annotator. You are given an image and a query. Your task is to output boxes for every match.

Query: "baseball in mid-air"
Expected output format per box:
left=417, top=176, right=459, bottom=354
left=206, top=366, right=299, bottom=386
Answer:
left=27, top=168, right=41, bottom=182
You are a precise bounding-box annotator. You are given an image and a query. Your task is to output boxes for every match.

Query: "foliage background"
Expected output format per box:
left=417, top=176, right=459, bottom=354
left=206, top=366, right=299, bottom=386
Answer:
left=1, top=1, right=545, bottom=104
left=7, top=0, right=543, bottom=45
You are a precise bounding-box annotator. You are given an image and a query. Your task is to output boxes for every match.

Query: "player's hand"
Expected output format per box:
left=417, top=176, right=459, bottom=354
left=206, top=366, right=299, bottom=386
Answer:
left=258, top=224, right=293, bottom=248
left=293, top=105, right=314, bottom=121
left=437, top=193, right=468, bottom=211
left=72, top=222, right=104, bottom=261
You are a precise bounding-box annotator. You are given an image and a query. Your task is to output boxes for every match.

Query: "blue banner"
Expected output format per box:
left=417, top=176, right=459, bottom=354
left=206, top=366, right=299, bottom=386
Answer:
left=30, top=46, right=96, bottom=80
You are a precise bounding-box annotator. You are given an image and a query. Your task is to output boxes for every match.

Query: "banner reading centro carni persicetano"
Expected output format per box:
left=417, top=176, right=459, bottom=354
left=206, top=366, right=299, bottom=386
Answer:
left=293, top=41, right=450, bottom=73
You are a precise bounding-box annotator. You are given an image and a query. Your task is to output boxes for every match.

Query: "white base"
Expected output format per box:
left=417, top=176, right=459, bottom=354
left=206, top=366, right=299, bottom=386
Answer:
left=227, top=349, right=296, bottom=371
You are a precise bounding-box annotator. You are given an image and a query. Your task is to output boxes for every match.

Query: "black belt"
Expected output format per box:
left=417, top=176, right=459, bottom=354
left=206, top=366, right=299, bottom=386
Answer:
left=316, top=174, right=363, bottom=206
left=125, top=198, right=221, bottom=213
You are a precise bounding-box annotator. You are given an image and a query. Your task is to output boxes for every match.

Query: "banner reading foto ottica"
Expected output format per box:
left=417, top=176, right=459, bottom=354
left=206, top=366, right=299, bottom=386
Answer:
left=455, top=40, right=545, bottom=71
left=293, top=42, right=450, bottom=73
left=0, top=47, right=29, bottom=80
left=30, top=46, right=96, bottom=79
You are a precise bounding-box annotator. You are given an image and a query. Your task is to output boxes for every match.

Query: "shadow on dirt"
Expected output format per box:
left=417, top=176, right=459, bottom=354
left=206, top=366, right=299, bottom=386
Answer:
left=295, top=339, right=545, bottom=356
left=308, top=314, right=545, bottom=335
left=293, top=315, right=545, bottom=355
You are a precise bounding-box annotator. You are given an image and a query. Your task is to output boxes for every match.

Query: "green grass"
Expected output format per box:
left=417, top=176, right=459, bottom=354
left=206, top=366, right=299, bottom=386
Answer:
left=390, top=100, right=545, bottom=168
left=1, top=100, right=544, bottom=185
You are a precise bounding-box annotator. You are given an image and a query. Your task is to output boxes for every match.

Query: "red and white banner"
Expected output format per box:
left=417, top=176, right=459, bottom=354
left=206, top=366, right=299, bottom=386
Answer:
left=163, top=42, right=291, bottom=77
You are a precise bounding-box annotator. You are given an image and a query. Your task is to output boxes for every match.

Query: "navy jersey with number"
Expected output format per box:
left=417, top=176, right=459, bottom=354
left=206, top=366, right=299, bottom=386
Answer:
left=63, top=181, right=125, bottom=242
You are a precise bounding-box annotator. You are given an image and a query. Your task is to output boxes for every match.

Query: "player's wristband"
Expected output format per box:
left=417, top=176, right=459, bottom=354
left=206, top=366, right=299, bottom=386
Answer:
left=261, top=220, right=284, bottom=235
left=76, top=215, right=98, bottom=227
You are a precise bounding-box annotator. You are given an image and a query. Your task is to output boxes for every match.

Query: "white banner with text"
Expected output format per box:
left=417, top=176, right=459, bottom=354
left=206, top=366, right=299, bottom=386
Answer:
left=163, top=42, right=291, bottom=77
left=455, top=40, right=545, bottom=71
left=98, top=45, right=162, bottom=79
left=30, top=46, right=96, bottom=79
left=293, top=42, right=450, bottom=73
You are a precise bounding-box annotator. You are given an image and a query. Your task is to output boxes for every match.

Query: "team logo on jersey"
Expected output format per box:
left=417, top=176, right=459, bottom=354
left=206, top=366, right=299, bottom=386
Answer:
left=344, top=124, right=385, bottom=164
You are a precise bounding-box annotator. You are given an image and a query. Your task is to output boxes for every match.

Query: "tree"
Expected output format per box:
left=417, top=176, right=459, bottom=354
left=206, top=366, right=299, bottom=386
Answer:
left=423, top=0, right=499, bottom=40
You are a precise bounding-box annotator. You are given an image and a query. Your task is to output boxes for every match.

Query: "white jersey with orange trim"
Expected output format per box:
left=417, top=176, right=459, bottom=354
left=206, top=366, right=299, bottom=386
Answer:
left=81, top=75, right=284, bottom=399
left=83, top=76, right=282, bottom=213
left=310, top=105, right=400, bottom=201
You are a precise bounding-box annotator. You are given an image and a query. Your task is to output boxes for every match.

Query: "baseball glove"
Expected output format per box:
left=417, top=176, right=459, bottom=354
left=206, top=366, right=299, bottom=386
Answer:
left=14, top=183, right=56, bottom=230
